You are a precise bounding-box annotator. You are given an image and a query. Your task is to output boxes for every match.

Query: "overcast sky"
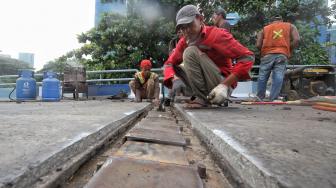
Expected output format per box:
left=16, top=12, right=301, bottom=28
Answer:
left=0, top=0, right=94, bottom=70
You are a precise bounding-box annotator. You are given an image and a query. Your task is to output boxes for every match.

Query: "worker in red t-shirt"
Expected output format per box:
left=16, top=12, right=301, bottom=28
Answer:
left=163, top=5, right=254, bottom=108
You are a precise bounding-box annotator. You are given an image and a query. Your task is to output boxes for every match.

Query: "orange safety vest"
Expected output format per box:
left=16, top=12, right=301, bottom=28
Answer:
left=261, top=22, right=291, bottom=58
left=135, top=72, right=157, bottom=85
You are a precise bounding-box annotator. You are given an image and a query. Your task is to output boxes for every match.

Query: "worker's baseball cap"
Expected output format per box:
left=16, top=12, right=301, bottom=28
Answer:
left=271, top=14, right=283, bottom=21
left=140, top=59, right=152, bottom=70
left=214, top=7, right=226, bottom=19
left=176, top=5, right=200, bottom=29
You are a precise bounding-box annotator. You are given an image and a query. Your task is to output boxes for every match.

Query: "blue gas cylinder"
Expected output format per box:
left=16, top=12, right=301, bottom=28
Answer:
left=16, top=70, right=37, bottom=100
left=42, top=71, right=61, bottom=101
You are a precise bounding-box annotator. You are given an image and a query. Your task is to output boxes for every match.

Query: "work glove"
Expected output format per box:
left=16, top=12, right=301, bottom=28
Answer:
left=208, top=84, right=231, bottom=105
left=153, top=98, right=160, bottom=106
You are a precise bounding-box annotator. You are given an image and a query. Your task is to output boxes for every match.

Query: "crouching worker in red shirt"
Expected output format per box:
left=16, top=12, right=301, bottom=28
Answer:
left=164, top=5, right=254, bottom=108
left=129, top=59, right=160, bottom=105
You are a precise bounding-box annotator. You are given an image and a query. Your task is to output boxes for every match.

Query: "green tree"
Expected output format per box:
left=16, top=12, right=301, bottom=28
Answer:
left=77, top=13, right=174, bottom=70
left=0, top=56, right=32, bottom=75
left=0, top=56, right=32, bottom=86
left=39, top=60, right=67, bottom=73
left=45, top=0, right=335, bottom=74
left=162, top=0, right=334, bottom=65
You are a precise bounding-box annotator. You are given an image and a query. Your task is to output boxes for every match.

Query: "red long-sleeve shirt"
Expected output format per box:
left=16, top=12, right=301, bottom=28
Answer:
left=164, top=26, right=254, bottom=88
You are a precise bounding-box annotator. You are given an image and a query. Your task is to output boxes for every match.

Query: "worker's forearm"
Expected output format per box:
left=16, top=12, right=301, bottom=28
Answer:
left=222, top=74, right=238, bottom=87
left=134, top=79, right=142, bottom=90
left=291, top=40, right=299, bottom=49
left=256, top=31, right=263, bottom=50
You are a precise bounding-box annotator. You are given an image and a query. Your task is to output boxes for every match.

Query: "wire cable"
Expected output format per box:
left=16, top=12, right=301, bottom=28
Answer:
left=8, top=86, right=16, bottom=101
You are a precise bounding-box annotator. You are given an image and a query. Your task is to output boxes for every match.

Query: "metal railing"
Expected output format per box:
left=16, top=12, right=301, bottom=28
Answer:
left=249, top=64, right=336, bottom=79
left=0, top=73, right=43, bottom=79
left=0, top=73, right=44, bottom=87
left=0, top=65, right=334, bottom=87
left=85, top=68, right=163, bottom=83
left=0, top=68, right=164, bottom=87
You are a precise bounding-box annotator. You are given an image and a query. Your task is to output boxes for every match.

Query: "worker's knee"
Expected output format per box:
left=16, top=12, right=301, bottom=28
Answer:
left=147, top=78, right=155, bottom=86
left=129, top=80, right=135, bottom=88
left=129, top=80, right=136, bottom=92
left=183, top=46, right=200, bottom=61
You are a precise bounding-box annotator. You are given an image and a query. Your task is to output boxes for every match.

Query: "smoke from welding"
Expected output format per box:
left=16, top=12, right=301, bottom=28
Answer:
left=134, top=1, right=162, bottom=24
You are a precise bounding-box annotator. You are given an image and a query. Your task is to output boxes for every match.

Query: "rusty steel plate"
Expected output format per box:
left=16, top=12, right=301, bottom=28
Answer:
left=126, top=127, right=186, bottom=146
left=85, top=157, right=203, bottom=188
left=136, top=123, right=179, bottom=133
left=114, top=141, right=188, bottom=165
left=135, top=119, right=179, bottom=133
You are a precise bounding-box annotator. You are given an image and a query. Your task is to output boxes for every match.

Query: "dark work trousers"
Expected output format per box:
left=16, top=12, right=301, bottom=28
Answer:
left=173, top=46, right=223, bottom=101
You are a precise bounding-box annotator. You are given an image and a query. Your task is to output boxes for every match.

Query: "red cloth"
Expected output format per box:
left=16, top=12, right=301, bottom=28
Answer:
left=163, top=26, right=254, bottom=88
left=140, top=59, right=152, bottom=69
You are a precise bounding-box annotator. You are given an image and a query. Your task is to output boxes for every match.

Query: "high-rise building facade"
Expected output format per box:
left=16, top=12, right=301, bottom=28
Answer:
left=316, top=0, right=329, bottom=44
left=18, top=52, right=34, bottom=68
left=302, top=0, right=331, bottom=63
left=94, top=0, right=127, bottom=27
left=327, top=26, right=336, bottom=64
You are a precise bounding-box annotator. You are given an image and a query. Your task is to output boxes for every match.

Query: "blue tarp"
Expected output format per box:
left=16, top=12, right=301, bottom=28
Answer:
left=88, top=84, right=130, bottom=96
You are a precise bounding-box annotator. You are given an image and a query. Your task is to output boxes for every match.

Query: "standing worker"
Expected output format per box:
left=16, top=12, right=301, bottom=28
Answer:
left=129, top=59, right=160, bottom=105
left=211, top=7, right=231, bottom=32
left=164, top=5, right=254, bottom=108
left=256, top=14, right=300, bottom=101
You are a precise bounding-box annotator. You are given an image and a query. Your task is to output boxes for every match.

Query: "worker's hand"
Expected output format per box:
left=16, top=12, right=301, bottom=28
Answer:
left=208, top=84, right=231, bottom=104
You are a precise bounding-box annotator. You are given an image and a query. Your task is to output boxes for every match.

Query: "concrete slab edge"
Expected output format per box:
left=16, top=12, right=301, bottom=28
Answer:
left=2, top=104, right=151, bottom=188
left=174, top=105, right=285, bottom=188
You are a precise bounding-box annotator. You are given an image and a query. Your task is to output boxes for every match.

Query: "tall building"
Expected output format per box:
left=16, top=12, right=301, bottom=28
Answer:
left=327, top=26, right=336, bottom=64
left=95, top=0, right=127, bottom=27
left=0, top=54, right=11, bottom=58
left=316, top=0, right=329, bottom=44
left=275, top=0, right=329, bottom=44
left=319, top=0, right=336, bottom=64
left=315, top=16, right=328, bottom=44
left=18, top=52, right=34, bottom=68
left=305, top=0, right=331, bottom=63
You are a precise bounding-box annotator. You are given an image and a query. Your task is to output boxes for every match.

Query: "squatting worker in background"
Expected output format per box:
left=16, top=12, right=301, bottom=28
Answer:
left=256, top=14, right=300, bottom=101
left=129, top=59, right=160, bottom=105
left=163, top=5, right=254, bottom=108
left=211, top=7, right=231, bottom=32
